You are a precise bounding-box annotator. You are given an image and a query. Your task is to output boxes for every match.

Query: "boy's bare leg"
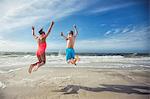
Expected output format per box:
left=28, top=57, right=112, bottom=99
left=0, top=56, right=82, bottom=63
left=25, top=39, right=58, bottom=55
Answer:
left=71, top=59, right=77, bottom=65
left=67, top=60, right=73, bottom=64
left=67, top=60, right=71, bottom=64
left=67, top=59, right=76, bottom=65
left=70, top=56, right=80, bottom=65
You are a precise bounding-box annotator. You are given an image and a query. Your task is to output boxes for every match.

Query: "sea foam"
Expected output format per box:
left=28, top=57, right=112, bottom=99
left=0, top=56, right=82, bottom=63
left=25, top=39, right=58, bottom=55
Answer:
left=0, top=81, right=6, bottom=89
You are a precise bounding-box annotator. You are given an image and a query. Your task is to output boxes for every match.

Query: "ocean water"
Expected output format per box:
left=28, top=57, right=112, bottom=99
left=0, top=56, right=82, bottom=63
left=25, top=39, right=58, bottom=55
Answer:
left=0, top=52, right=150, bottom=73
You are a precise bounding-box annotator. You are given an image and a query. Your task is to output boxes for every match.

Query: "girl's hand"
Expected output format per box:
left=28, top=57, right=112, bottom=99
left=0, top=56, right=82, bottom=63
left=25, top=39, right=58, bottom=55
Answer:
left=32, top=26, right=34, bottom=30
left=51, top=21, right=54, bottom=26
left=32, top=26, right=35, bottom=36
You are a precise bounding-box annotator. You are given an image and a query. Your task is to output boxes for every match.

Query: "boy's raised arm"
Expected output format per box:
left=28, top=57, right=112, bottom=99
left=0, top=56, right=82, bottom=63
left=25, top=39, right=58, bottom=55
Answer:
left=45, top=21, right=54, bottom=38
left=73, top=25, right=78, bottom=37
left=61, top=32, right=68, bottom=40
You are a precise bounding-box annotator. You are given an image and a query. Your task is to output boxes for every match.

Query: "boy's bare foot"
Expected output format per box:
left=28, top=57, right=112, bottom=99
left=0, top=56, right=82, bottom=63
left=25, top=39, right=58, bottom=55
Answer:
left=73, top=55, right=80, bottom=65
left=68, top=57, right=80, bottom=65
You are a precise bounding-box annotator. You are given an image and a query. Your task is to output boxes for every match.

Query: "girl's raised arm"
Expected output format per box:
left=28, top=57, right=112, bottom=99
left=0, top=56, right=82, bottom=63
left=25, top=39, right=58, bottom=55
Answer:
left=45, top=21, right=54, bottom=38
left=32, top=26, right=38, bottom=39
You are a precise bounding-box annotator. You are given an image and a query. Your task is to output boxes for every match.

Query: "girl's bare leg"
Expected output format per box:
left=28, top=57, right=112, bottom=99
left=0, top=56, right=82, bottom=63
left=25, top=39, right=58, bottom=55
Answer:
left=33, top=53, right=46, bottom=71
left=28, top=55, right=42, bottom=74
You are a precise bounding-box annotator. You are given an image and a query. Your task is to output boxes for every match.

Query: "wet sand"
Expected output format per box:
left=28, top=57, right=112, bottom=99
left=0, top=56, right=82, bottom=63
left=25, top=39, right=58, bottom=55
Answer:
left=0, top=67, right=150, bottom=99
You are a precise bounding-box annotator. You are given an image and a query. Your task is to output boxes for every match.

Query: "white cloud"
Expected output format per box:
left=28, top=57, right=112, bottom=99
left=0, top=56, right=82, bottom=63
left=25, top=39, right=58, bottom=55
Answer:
left=0, top=37, right=35, bottom=52
left=104, top=28, right=121, bottom=36
left=76, top=25, right=150, bottom=52
left=0, top=25, right=149, bottom=52
left=0, top=0, right=93, bottom=52
left=0, top=0, right=90, bottom=34
left=0, top=0, right=149, bottom=52
left=104, top=31, right=111, bottom=36
left=90, top=1, right=140, bottom=14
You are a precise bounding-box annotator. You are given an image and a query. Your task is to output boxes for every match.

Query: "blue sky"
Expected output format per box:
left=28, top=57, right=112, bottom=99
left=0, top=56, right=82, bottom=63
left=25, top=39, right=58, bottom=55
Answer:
left=0, top=0, right=149, bottom=53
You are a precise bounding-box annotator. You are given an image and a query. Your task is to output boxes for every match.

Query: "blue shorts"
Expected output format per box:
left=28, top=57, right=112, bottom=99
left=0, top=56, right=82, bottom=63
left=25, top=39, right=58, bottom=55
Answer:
left=66, top=48, right=75, bottom=61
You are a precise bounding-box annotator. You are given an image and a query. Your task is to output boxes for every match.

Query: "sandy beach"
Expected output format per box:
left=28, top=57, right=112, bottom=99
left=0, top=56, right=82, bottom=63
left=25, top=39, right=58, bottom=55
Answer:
left=0, top=66, right=149, bottom=99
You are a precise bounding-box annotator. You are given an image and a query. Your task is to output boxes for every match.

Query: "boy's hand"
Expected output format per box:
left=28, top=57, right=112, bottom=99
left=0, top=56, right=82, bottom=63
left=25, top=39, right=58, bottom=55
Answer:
left=32, top=26, right=34, bottom=30
left=61, top=32, right=64, bottom=36
left=73, top=24, right=76, bottom=28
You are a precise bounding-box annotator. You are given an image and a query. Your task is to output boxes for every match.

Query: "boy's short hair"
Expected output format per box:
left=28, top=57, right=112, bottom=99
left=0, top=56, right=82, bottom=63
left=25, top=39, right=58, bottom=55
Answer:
left=69, top=30, right=74, bottom=35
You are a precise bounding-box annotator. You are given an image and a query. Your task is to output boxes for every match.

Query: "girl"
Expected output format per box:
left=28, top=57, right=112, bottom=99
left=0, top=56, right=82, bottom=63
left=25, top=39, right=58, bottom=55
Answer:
left=28, top=21, right=54, bottom=74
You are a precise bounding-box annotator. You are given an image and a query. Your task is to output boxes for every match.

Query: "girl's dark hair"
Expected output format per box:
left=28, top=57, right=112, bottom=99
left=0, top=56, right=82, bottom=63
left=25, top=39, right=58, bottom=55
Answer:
left=39, top=28, right=45, bottom=35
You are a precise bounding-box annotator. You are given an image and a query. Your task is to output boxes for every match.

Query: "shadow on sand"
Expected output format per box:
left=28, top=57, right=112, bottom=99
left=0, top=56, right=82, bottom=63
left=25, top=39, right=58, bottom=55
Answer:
left=53, top=84, right=150, bottom=95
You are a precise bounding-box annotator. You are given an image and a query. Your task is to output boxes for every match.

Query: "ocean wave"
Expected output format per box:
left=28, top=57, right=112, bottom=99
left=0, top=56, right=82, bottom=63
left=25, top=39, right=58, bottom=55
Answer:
left=23, top=55, right=35, bottom=59
left=0, top=53, right=150, bottom=69
left=0, top=68, right=22, bottom=74
left=0, top=81, right=6, bottom=89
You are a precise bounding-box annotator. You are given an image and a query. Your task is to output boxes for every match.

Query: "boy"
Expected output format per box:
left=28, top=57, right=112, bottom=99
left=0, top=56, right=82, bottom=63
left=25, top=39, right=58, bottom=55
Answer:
left=61, top=25, right=79, bottom=65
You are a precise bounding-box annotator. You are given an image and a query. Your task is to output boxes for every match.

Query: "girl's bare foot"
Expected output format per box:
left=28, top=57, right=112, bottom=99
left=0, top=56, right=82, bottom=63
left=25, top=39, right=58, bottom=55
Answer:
left=32, top=65, right=39, bottom=72
left=28, top=64, right=34, bottom=74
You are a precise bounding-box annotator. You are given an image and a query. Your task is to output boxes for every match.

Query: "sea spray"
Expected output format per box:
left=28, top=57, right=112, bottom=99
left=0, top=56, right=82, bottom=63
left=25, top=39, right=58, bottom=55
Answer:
left=0, top=81, right=6, bottom=89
